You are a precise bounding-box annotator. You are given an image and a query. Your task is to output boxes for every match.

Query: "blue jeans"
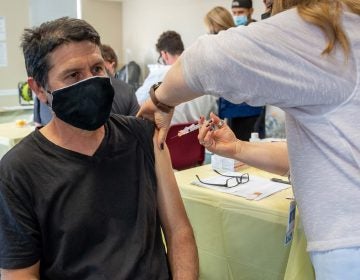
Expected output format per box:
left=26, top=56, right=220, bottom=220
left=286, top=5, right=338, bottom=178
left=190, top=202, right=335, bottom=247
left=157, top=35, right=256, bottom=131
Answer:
left=310, top=247, right=360, bottom=280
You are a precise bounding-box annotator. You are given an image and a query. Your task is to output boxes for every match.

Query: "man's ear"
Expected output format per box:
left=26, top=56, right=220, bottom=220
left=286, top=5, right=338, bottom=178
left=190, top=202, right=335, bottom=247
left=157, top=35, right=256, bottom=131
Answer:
left=161, top=51, right=172, bottom=65
left=28, top=77, right=48, bottom=104
left=161, top=50, right=168, bottom=63
left=110, top=61, right=116, bottom=73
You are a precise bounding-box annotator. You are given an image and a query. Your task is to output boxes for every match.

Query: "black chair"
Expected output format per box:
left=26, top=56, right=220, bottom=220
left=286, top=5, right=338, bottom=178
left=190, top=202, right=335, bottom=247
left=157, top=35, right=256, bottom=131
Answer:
left=115, top=61, right=141, bottom=90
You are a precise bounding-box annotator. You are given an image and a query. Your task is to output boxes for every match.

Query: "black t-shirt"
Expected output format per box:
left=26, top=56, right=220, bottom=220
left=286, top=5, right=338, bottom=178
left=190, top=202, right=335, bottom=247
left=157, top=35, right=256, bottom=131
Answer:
left=0, top=115, right=170, bottom=279
left=111, top=77, right=140, bottom=117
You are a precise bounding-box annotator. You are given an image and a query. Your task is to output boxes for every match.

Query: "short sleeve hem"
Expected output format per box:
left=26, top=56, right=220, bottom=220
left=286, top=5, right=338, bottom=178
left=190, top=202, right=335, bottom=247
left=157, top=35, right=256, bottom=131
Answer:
left=0, top=255, right=40, bottom=269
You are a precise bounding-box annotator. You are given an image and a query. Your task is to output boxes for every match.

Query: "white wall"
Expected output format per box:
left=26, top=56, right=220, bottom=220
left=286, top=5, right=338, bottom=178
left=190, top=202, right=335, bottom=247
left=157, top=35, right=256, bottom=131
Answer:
left=0, top=0, right=30, bottom=106
left=121, top=0, right=264, bottom=78
left=29, top=0, right=77, bottom=26
left=0, top=0, right=77, bottom=106
left=0, top=0, right=122, bottom=106
left=30, top=0, right=123, bottom=73
left=82, top=0, right=123, bottom=66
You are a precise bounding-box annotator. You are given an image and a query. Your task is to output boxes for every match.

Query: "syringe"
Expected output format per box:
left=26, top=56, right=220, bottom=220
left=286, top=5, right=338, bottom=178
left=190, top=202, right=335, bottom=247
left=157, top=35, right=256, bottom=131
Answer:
left=177, top=123, right=201, bottom=137
left=168, top=119, right=223, bottom=140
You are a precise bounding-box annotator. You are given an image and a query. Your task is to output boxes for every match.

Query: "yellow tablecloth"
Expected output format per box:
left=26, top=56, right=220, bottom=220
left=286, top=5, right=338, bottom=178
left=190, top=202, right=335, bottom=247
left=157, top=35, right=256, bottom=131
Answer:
left=175, top=164, right=315, bottom=280
left=0, top=122, right=34, bottom=157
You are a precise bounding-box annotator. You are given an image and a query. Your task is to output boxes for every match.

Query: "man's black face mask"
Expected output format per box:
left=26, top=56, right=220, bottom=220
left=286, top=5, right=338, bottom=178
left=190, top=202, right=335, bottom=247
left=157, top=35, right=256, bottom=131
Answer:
left=49, top=76, right=114, bottom=131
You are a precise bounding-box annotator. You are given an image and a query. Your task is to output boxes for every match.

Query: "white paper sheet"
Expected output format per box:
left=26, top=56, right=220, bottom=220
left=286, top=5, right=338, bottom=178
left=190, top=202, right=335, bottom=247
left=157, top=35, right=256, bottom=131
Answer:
left=191, top=171, right=290, bottom=201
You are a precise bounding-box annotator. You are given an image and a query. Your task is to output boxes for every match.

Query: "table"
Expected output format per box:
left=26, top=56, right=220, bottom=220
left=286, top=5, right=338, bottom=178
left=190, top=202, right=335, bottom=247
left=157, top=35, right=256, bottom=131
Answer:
left=0, top=105, right=33, bottom=124
left=175, top=164, right=315, bottom=280
left=0, top=122, right=35, bottom=158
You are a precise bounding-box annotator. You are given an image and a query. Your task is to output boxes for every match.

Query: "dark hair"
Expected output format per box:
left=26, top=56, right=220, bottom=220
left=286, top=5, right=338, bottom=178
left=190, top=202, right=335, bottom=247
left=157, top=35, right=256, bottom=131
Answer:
left=155, top=31, right=184, bottom=56
left=232, top=0, right=253, bottom=9
left=21, top=17, right=101, bottom=88
left=100, top=44, right=118, bottom=70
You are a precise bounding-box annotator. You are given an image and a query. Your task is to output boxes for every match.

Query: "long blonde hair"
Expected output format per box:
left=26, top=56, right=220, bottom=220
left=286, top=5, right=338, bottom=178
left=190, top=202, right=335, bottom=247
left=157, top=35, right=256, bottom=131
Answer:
left=204, top=6, right=235, bottom=34
left=272, top=0, right=360, bottom=56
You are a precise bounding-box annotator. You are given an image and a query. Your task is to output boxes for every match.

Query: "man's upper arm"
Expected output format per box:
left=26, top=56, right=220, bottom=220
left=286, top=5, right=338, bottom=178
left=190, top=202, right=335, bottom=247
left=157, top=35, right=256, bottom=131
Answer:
left=152, top=133, right=199, bottom=279
left=152, top=133, right=191, bottom=233
left=0, top=179, right=40, bottom=270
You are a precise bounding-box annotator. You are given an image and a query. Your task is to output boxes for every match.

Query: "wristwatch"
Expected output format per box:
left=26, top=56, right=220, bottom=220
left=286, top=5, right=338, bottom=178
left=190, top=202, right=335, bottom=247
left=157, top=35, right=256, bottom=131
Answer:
left=149, top=82, right=174, bottom=113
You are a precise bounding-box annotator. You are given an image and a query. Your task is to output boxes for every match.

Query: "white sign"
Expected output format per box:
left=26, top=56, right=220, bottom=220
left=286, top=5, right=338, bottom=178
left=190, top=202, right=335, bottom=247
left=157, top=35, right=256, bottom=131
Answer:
left=0, top=16, right=6, bottom=41
left=0, top=42, right=8, bottom=67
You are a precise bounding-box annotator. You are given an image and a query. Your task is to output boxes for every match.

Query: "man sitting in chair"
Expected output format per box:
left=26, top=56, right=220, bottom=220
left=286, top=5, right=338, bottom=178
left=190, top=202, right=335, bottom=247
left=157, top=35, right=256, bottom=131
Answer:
left=0, top=17, right=198, bottom=279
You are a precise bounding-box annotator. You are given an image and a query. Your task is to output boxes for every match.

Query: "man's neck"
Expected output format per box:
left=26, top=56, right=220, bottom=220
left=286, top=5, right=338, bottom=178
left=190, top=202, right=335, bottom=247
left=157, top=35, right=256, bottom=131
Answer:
left=39, top=117, right=106, bottom=156
left=167, top=54, right=180, bottom=65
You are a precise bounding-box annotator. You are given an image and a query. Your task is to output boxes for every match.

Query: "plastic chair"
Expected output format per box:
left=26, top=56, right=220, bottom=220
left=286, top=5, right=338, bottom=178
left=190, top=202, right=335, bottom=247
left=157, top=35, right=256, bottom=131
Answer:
left=18, top=81, right=34, bottom=106
left=165, top=122, right=205, bottom=170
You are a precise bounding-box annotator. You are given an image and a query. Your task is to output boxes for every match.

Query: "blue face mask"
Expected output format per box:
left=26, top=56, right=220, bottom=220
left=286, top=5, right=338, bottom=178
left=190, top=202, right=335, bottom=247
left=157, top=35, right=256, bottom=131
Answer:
left=233, top=15, right=248, bottom=26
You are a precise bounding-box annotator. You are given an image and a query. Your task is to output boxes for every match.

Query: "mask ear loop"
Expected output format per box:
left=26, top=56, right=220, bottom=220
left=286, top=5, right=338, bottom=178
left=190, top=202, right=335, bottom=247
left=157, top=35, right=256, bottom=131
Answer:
left=46, top=89, right=54, bottom=107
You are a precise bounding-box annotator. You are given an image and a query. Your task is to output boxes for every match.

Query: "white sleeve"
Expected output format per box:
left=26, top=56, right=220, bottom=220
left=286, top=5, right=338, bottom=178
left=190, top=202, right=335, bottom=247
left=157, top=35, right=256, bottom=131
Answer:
left=135, top=65, right=170, bottom=105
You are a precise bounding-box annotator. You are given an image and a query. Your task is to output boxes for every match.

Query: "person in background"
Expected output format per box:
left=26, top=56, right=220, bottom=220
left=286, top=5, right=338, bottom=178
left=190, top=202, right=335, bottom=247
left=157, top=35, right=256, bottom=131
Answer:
left=135, top=31, right=183, bottom=106
left=265, top=105, right=286, bottom=138
left=205, top=5, right=264, bottom=141
left=100, top=44, right=118, bottom=77
left=231, top=0, right=256, bottom=26
left=136, top=31, right=217, bottom=124
left=100, top=44, right=140, bottom=116
left=204, top=6, right=235, bottom=35
left=138, top=0, right=360, bottom=278
left=0, top=17, right=198, bottom=279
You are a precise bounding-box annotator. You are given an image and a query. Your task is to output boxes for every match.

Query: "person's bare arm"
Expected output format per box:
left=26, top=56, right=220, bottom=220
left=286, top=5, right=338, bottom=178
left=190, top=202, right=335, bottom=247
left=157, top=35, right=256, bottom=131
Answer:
left=199, top=113, right=289, bottom=176
left=153, top=132, right=199, bottom=279
left=137, top=59, right=202, bottom=148
left=1, top=261, right=40, bottom=280
left=234, top=141, right=289, bottom=176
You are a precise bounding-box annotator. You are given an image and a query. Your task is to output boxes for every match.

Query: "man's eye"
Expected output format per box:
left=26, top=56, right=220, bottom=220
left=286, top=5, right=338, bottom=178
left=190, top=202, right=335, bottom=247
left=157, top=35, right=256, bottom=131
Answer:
left=69, top=72, right=80, bottom=79
left=93, top=66, right=105, bottom=74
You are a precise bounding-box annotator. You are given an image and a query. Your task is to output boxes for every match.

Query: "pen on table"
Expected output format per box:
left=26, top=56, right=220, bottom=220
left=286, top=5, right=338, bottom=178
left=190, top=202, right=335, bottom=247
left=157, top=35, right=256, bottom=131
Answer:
left=270, top=178, right=291, bottom=185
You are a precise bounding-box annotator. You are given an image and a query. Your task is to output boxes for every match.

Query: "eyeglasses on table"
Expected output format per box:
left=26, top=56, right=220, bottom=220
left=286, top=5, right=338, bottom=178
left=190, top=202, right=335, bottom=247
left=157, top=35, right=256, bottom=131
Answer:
left=196, top=170, right=249, bottom=188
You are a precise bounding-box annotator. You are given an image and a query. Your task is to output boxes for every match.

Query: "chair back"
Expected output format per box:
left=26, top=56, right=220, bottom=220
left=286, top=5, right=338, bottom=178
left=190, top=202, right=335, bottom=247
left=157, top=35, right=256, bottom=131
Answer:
left=115, top=61, right=141, bottom=90
left=166, top=122, right=205, bottom=170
